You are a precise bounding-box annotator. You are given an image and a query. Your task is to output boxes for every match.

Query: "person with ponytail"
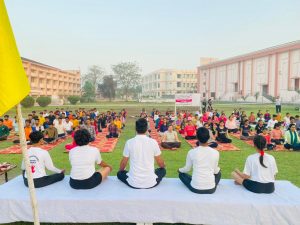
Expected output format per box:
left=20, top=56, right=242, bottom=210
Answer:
left=231, top=135, right=278, bottom=194
left=284, top=124, right=300, bottom=151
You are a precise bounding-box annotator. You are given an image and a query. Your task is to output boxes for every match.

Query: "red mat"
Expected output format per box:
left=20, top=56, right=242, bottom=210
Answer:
left=230, top=133, right=287, bottom=151
left=88, top=128, right=119, bottom=153
left=0, top=138, right=68, bottom=154
left=181, top=134, right=240, bottom=151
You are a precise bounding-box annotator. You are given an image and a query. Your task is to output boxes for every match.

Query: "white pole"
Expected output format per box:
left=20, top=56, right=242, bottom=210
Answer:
left=16, top=104, right=40, bottom=225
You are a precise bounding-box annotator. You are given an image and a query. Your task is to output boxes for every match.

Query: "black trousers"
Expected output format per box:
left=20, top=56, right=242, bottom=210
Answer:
left=23, top=171, right=64, bottom=188
left=161, top=142, right=181, bottom=149
left=284, top=143, right=300, bottom=151
left=242, top=179, right=275, bottom=194
left=228, top=128, right=238, bottom=133
left=276, top=105, right=281, bottom=113
left=185, top=135, right=197, bottom=140
left=0, top=136, right=8, bottom=141
left=43, top=137, right=55, bottom=143
left=58, top=133, right=66, bottom=138
left=216, top=136, right=232, bottom=143
left=179, top=171, right=221, bottom=194
left=70, top=172, right=102, bottom=190
left=196, top=141, right=218, bottom=148
left=117, top=168, right=166, bottom=189
left=106, top=133, right=119, bottom=138
left=271, top=139, right=284, bottom=145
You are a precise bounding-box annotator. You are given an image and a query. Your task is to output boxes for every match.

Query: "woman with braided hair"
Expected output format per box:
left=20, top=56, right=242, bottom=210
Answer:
left=231, top=135, right=278, bottom=194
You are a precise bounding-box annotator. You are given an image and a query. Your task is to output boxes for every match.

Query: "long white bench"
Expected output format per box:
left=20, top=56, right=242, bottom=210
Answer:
left=0, top=176, right=300, bottom=225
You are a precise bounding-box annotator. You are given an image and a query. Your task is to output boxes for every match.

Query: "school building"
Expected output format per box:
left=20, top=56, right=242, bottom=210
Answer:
left=22, top=57, right=81, bottom=99
left=142, top=69, right=197, bottom=99
left=197, top=41, right=300, bottom=102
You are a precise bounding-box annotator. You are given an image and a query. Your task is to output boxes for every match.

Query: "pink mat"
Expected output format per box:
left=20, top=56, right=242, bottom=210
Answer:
left=0, top=138, right=68, bottom=154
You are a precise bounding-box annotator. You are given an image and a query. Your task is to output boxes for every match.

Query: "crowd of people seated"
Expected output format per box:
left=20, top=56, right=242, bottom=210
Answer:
left=149, top=107, right=300, bottom=151
left=21, top=117, right=278, bottom=195
left=0, top=108, right=127, bottom=149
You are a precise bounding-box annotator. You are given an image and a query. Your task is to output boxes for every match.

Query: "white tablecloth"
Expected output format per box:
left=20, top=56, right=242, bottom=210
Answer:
left=1, top=176, right=300, bottom=225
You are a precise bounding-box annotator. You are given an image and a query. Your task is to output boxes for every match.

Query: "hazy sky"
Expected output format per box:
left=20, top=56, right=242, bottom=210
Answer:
left=5, top=0, right=300, bottom=75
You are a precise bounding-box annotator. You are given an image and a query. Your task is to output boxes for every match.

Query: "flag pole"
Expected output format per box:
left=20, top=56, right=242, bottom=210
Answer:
left=16, top=104, right=40, bottom=225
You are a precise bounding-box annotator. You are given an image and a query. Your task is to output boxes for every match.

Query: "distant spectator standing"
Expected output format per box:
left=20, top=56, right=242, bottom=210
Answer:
left=275, top=96, right=281, bottom=113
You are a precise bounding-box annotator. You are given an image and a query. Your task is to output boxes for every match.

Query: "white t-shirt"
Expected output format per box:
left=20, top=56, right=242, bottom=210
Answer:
left=21, top=147, right=62, bottom=179
left=196, top=121, right=203, bottom=129
left=275, top=98, right=281, bottom=106
left=55, top=123, right=65, bottom=134
left=243, top=153, right=278, bottom=183
left=179, top=146, right=220, bottom=190
left=123, top=135, right=161, bottom=188
left=69, top=145, right=102, bottom=180
left=267, top=119, right=278, bottom=129
left=64, top=121, right=73, bottom=131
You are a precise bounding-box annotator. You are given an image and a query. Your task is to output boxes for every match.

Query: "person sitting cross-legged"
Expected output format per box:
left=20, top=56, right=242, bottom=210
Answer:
left=270, top=123, right=284, bottom=145
left=43, top=122, right=58, bottom=143
left=232, top=135, right=278, bottom=194
left=216, top=120, right=232, bottom=143
left=117, top=118, right=166, bottom=189
left=284, top=124, right=300, bottom=151
left=184, top=120, right=197, bottom=140
left=0, top=119, right=10, bottom=141
left=22, top=131, right=65, bottom=188
left=202, top=123, right=218, bottom=148
left=178, top=127, right=221, bottom=194
left=240, top=119, right=254, bottom=141
left=106, top=120, right=119, bottom=138
left=161, top=124, right=181, bottom=150
left=69, top=129, right=112, bottom=189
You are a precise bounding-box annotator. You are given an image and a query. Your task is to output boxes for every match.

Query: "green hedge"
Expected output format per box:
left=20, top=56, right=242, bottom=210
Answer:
left=68, top=96, right=81, bottom=105
left=20, top=96, right=35, bottom=108
left=36, top=96, right=52, bottom=107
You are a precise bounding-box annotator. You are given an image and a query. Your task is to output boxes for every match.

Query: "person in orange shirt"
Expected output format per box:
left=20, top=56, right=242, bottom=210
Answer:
left=3, top=115, right=13, bottom=131
left=276, top=112, right=282, bottom=122
left=24, top=119, right=33, bottom=141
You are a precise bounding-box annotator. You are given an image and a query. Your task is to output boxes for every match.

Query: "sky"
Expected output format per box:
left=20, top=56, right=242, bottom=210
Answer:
left=5, top=0, right=300, bottom=75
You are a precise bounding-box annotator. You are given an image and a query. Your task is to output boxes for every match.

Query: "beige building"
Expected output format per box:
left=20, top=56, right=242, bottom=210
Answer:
left=142, top=69, right=197, bottom=98
left=22, top=57, right=81, bottom=98
left=197, top=41, right=300, bottom=102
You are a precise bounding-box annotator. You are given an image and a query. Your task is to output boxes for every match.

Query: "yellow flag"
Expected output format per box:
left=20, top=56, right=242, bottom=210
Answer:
left=0, top=0, right=30, bottom=116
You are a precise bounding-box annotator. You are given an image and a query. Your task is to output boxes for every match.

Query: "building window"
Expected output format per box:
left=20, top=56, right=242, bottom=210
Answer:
left=177, top=74, right=181, bottom=79
left=177, top=82, right=181, bottom=87
left=158, top=83, right=160, bottom=88
left=157, top=74, right=160, bottom=79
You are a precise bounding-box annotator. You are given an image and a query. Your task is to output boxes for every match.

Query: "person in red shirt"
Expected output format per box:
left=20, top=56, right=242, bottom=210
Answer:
left=218, top=113, right=227, bottom=123
left=184, top=121, right=196, bottom=140
left=260, top=128, right=275, bottom=150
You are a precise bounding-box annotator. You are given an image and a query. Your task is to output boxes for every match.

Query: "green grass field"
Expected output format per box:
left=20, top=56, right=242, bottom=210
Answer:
left=1, top=102, right=300, bottom=225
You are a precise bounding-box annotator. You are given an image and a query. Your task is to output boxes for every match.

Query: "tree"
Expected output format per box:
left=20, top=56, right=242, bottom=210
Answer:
left=82, top=81, right=96, bottom=102
left=83, top=65, right=105, bottom=94
left=112, top=62, right=142, bottom=101
left=98, top=75, right=117, bottom=101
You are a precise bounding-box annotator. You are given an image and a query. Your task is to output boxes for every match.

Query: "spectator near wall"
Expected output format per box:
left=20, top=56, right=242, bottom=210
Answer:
left=275, top=96, right=281, bottom=113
